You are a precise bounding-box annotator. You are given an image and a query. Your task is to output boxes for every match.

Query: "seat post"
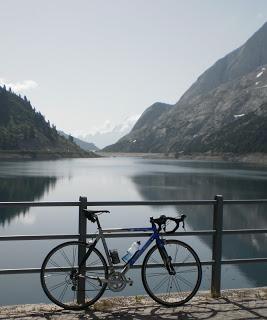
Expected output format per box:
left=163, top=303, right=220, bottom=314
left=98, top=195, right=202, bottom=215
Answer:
left=96, top=216, right=102, bottom=229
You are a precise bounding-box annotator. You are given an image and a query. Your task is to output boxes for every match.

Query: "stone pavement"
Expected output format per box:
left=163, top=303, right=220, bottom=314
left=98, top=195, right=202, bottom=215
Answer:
left=0, top=288, right=266, bottom=320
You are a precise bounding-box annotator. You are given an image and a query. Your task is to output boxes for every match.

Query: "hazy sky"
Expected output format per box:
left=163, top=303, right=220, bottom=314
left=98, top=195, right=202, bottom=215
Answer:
left=1, top=0, right=267, bottom=139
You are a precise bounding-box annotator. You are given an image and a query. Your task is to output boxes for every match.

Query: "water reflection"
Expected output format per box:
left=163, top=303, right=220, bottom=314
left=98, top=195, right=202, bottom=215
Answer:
left=130, top=163, right=267, bottom=287
left=0, top=176, right=57, bottom=226
left=0, top=158, right=266, bottom=305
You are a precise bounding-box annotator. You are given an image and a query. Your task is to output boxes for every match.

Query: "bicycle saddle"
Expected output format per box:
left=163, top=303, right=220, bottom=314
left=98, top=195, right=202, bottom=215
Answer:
left=83, top=209, right=110, bottom=222
left=83, top=209, right=110, bottom=214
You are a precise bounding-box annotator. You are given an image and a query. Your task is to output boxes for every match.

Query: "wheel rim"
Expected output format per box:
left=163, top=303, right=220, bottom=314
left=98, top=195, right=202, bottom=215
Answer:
left=41, top=242, right=107, bottom=309
left=142, top=240, right=201, bottom=306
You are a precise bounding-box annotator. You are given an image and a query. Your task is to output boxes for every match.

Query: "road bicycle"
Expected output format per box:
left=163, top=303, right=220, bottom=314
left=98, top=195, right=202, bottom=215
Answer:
left=40, top=209, right=202, bottom=310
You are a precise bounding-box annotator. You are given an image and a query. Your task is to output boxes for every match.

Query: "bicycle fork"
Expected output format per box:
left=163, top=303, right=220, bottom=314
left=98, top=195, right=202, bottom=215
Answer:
left=157, top=240, right=176, bottom=275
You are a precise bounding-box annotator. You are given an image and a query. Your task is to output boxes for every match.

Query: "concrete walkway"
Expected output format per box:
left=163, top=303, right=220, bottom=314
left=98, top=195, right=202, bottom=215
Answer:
left=0, top=288, right=266, bottom=320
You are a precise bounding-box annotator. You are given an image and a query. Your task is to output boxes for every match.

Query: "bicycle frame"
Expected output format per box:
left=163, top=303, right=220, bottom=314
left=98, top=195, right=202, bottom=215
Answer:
left=79, top=216, right=167, bottom=277
left=41, top=213, right=201, bottom=309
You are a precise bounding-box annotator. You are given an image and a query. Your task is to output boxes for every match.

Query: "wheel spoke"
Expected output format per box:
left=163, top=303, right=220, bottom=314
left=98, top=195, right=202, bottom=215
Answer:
left=173, top=244, right=179, bottom=262
left=58, top=283, right=69, bottom=302
left=88, top=258, right=101, bottom=266
left=146, top=272, right=168, bottom=277
left=60, top=248, right=73, bottom=267
left=173, top=275, right=184, bottom=299
left=152, top=275, right=169, bottom=292
left=181, top=252, right=192, bottom=264
left=48, top=259, right=68, bottom=273
left=49, top=280, right=68, bottom=292
left=175, top=274, right=193, bottom=288
left=44, top=272, right=67, bottom=278
left=41, top=242, right=108, bottom=309
left=143, top=240, right=201, bottom=307
left=150, top=257, right=162, bottom=265
left=72, top=245, right=77, bottom=268
left=166, top=276, right=172, bottom=299
left=85, top=278, right=101, bottom=290
left=177, top=268, right=197, bottom=274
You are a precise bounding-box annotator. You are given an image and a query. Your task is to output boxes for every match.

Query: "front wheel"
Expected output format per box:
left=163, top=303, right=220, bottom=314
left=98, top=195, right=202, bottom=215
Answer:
left=142, top=239, right=202, bottom=307
left=41, top=241, right=108, bottom=310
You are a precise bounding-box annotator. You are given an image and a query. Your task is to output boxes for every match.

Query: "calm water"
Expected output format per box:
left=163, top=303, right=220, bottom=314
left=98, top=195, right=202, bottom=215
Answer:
left=0, top=157, right=267, bottom=305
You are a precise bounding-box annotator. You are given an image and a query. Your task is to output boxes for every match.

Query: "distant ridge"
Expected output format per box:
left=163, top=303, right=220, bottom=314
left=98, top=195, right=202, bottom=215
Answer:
left=58, top=131, right=99, bottom=151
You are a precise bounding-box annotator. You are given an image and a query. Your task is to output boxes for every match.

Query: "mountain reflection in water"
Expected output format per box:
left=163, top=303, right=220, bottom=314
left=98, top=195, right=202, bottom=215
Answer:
left=130, top=161, right=267, bottom=287
left=0, top=158, right=266, bottom=305
left=0, top=176, right=57, bottom=226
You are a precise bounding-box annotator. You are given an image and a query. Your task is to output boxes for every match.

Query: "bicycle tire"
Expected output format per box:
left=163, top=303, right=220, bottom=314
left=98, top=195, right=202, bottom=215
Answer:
left=40, top=241, right=108, bottom=310
left=142, top=239, right=202, bottom=307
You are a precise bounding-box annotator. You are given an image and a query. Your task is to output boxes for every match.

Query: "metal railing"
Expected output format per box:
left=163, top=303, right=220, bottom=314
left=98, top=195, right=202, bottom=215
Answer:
left=0, top=195, right=267, bottom=301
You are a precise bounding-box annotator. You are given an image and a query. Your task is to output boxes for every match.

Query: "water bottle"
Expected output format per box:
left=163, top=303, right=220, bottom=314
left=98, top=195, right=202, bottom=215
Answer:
left=122, top=241, right=141, bottom=263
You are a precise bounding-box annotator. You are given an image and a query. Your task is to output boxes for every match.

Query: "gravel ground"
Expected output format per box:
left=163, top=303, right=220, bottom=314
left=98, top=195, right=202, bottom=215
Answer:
left=0, top=288, right=266, bottom=320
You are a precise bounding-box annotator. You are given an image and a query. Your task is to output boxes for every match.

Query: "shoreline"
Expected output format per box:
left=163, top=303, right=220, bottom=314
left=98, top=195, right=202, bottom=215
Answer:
left=98, top=152, right=267, bottom=166
left=0, top=150, right=100, bottom=160
left=0, top=150, right=266, bottom=165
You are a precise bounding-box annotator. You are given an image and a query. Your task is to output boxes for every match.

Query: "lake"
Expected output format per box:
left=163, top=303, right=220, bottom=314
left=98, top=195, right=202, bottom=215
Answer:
left=0, top=157, right=267, bottom=306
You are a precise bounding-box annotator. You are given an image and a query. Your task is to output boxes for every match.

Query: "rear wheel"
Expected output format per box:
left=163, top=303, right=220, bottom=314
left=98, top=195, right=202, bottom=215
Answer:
left=142, top=239, right=202, bottom=307
left=41, top=241, right=108, bottom=310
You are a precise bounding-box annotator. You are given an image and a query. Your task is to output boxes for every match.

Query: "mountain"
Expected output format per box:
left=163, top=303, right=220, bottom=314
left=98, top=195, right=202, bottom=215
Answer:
left=0, top=86, right=96, bottom=158
left=58, top=131, right=99, bottom=151
left=180, top=21, right=267, bottom=103
left=81, top=115, right=140, bottom=149
left=104, top=22, right=267, bottom=155
left=104, top=102, right=173, bottom=152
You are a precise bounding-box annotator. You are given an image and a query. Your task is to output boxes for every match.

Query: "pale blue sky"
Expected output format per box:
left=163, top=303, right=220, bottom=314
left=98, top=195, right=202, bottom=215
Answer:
left=1, top=0, right=267, bottom=139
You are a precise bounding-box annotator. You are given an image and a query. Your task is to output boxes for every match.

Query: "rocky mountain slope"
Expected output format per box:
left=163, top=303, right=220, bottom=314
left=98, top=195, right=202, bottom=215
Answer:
left=104, top=102, right=173, bottom=152
left=0, top=86, right=95, bottom=158
left=104, top=22, right=267, bottom=154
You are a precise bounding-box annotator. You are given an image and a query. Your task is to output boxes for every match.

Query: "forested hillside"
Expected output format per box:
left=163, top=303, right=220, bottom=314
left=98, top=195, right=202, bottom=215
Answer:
left=0, top=85, right=95, bottom=158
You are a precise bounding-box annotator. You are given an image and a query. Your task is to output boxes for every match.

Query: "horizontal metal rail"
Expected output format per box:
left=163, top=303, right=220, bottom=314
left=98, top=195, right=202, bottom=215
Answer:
left=1, top=257, right=267, bottom=276
left=224, top=199, right=267, bottom=204
left=1, top=198, right=266, bottom=208
left=85, top=200, right=216, bottom=206
left=223, top=229, right=267, bottom=235
left=0, top=260, right=214, bottom=275
left=0, top=201, right=80, bottom=207
left=0, top=230, right=215, bottom=242
left=0, top=196, right=266, bottom=300
left=2, top=228, right=267, bottom=242
left=0, top=234, right=79, bottom=241
left=0, top=200, right=216, bottom=208
left=221, top=258, right=267, bottom=264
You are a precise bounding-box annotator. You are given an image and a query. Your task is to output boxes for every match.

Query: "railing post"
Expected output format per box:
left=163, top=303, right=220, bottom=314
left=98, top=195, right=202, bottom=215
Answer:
left=211, top=194, right=223, bottom=298
left=77, top=196, right=87, bottom=304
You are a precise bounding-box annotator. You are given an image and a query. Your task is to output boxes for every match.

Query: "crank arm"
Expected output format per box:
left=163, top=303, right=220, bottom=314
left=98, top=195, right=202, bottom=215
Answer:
left=80, top=274, right=105, bottom=286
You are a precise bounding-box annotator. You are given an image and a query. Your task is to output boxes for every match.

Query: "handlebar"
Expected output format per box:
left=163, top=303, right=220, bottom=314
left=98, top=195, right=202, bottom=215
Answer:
left=150, top=214, right=186, bottom=234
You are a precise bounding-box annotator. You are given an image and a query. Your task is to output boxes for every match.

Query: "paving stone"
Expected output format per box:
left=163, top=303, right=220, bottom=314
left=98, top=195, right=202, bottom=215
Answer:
left=0, top=288, right=266, bottom=319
